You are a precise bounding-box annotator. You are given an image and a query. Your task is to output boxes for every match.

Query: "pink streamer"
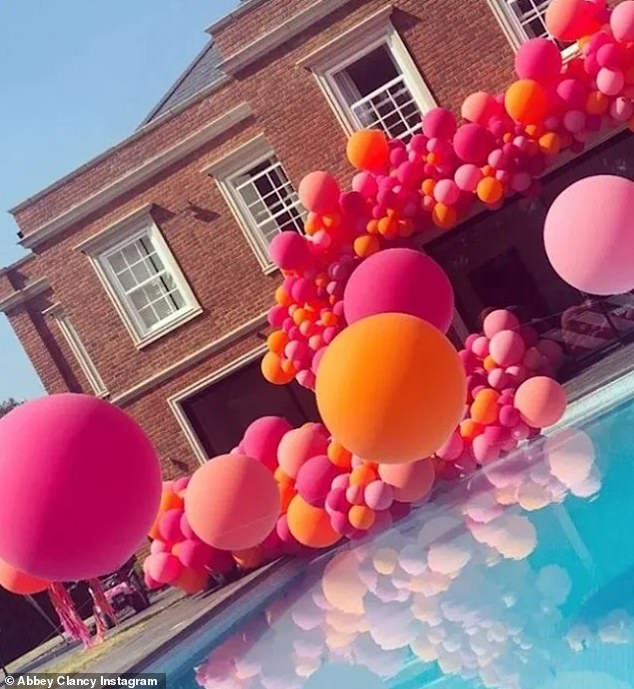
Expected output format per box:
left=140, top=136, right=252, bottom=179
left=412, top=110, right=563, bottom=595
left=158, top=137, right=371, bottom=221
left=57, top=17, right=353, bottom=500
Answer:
left=48, top=582, right=93, bottom=649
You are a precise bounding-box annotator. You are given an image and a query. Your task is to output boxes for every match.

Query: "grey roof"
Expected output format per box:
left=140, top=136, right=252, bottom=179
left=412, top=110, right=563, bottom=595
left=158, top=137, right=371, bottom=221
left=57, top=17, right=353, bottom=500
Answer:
left=140, top=40, right=225, bottom=126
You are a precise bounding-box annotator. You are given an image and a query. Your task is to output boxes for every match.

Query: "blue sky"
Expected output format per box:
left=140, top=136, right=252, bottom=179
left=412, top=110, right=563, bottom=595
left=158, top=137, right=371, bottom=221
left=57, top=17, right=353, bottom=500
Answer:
left=0, top=0, right=236, bottom=401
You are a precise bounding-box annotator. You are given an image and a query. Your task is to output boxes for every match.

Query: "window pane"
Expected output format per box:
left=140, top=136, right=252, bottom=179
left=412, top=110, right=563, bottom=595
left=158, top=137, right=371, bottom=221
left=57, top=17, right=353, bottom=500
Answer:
left=115, top=267, right=136, bottom=292
left=339, top=45, right=400, bottom=99
left=503, top=0, right=572, bottom=49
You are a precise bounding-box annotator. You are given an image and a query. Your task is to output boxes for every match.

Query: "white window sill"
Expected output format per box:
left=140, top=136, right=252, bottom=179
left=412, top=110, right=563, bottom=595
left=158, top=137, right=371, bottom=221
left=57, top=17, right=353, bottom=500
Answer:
left=134, top=305, right=204, bottom=350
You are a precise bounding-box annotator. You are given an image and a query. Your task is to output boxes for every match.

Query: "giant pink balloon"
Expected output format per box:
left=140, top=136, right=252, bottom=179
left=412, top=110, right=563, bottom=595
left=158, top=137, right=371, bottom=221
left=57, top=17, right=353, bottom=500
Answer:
left=514, top=376, right=567, bottom=428
left=343, top=249, right=454, bottom=332
left=242, top=416, right=292, bottom=471
left=0, top=394, right=161, bottom=580
left=544, top=176, right=634, bottom=295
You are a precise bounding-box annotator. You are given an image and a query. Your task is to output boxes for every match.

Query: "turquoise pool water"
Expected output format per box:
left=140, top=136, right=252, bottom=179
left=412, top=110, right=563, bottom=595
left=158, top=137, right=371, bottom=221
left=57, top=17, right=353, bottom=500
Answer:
left=152, top=394, right=634, bottom=689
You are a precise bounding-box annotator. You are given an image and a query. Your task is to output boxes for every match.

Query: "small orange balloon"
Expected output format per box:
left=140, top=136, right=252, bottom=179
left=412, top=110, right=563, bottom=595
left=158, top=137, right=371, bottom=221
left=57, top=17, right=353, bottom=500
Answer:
left=483, top=355, right=498, bottom=371
left=378, top=216, right=398, bottom=238
left=304, top=213, right=322, bottom=236
left=0, top=558, right=48, bottom=595
left=538, top=132, right=561, bottom=156
left=524, top=124, right=543, bottom=138
left=175, top=567, right=208, bottom=595
left=321, top=311, right=338, bottom=327
left=274, top=467, right=290, bottom=483
left=292, top=308, right=308, bottom=326
left=279, top=480, right=296, bottom=513
left=349, top=505, right=376, bottom=531
left=275, top=286, right=292, bottom=307
left=397, top=219, right=415, bottom=238
left=233, top=547, right=264, bottom=571
left=350, top=464, right=377, bottom=486
left=347, top=129, right=390, bottom=171
left=470, top=389, right=500, bottom=425
left=267, top=330, right=289, bottom=354
left=586, top=90, right=609, bottom=115
left=327, top=441, right=352, bottom=470
left=366, top=219, right=380, bottom=235
left=476, top=177, right=504, bottom=205
left=432, top=203, right=457, bottom=230
left=354, top=234, right=380, bottom=258
left=315, top=313, right=466, bottom=464
left=421, top=179, right=436, bottom=196
left=460, top=419, right=483, bottom=440
left=286, top=495, right=341, bottom=548
left=505, top=79, right=549, bottom=124
left=261, top=352, right=296, bottom=385
left=160, top=488, right=183, bottom=512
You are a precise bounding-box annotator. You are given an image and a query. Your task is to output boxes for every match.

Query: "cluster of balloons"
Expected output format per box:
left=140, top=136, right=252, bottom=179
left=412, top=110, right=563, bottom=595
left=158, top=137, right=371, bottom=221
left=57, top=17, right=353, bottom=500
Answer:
left=264, top=0, right=634, bottom=391
left=193, top=427, right=602, bottom=689
left=434, top=309, right=568, bottom=475
left=144, top=479, right=236, bottom=595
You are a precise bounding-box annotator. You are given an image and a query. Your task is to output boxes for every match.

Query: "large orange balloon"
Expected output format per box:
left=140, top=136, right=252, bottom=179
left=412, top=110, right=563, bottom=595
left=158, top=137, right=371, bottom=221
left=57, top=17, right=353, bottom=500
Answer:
left=504, top=79, right=549, bottom=125
left=286, top=495, right=341, bottom=548
left=315, top=313, right=466, bottom=463
left=0, top=558, right=48, bottom=595
left=346, top=129, right=390, bottom=172
left=185, top=455, right=280, bottom=551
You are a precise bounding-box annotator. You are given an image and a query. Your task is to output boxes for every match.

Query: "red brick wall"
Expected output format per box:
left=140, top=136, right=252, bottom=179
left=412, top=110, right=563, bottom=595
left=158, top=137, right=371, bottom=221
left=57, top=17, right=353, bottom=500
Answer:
left=5, top=0, right=527, bottom=470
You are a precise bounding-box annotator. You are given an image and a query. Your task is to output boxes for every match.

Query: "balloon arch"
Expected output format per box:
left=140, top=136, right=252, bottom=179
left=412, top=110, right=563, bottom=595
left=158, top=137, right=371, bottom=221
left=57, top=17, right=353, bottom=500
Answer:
left=0, top=0, right=633, bottom=602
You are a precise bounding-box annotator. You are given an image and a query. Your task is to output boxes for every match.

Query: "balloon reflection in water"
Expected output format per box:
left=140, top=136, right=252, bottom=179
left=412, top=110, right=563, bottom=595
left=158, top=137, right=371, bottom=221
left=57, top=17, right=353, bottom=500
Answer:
left=194, top=428, right=612, bottom=689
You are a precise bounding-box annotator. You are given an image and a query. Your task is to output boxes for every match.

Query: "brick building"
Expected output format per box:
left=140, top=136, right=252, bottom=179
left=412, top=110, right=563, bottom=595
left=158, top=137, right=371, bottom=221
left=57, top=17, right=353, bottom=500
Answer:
left=1, top=0, right=632, bottom=478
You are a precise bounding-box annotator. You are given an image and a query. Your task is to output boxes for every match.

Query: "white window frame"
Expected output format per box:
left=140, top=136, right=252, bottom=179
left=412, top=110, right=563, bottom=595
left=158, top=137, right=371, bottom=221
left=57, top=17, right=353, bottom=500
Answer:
left=487, top=0, right=578, bottom=59
left=203, top=135, right=305, bottom=274
left=44, top=303, right=109, bottom=397
left=75, top=204, right=202, bottom=348
left=298, top=5, right=436, bottom=137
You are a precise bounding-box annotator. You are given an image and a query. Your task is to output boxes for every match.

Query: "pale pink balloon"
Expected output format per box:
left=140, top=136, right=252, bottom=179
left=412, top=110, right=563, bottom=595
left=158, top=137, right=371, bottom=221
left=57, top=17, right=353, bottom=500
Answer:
left=511, top=172, right=532, bottom=193
left=596, top=68, right=624, bottom=96
left=331, top=473, right=350, bottom=490
left=471, top=335, right=490, bottom=358
left=145, top=552, right=183, bottom=585
left=296, top=369, right=316, bottom=389
left=611, top=0, right=634, bottom=42
left=544, top=175, right=634, bottom=294
left=506, top=364, right=528, bottom=385
left=150, top=539, right=169, bottom=554
left=461, top=91, right=500, bottom=124
left=433, top=179, right=460, bottom=205
left=514, top=376, right=567, bottom=428
left=242, top=416, right=292, bottom=471
left=298, top=171, right=340, bottom=214
left=364, top=481, right=395, bottom=511
left=472, top=435, right=500, bottom=464
left=454, top=164, right=483, bottom=192
left=0, top=394, right=161, bottom=580
left=277, top=424, right=328, bottom=479
left=436, top=431, right=464, bottom=461
left=343, top=248, right=454, bottom=333
left=483, top=309, right=520, bottom=337
left=378, top=459, right=435, bottom=503
left=346, top=484, right=365, bottom=506
left=609, top=96, right=633, bottom=122
left=489, top=330, right=526, bottom=366
left=488, top=368, right=510, bottom=390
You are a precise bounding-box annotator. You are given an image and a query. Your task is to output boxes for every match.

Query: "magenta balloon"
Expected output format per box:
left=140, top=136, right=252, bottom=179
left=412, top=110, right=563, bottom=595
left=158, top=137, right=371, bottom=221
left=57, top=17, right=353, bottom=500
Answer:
left=435, top=431, right=464, bottom=461
left=611, top=0, right=634, bottom=42
left=364, top=481, right=395, bottom=511
left=489, top=330, right=526, bottom=367
left=0, top=394, right=161, bottom=580
left=514, top=38, right=562, bottom=84
left=177, top=539, right=214, bottom=569
left=207, top=548, right=236, bottom=575
left=146, top=552, right=183, bottom=585
left=343, top=248, right=454, bottom=332
left=295, top=455, right=341, bottom=507
left=298, top=171, right=340, bottom=214
left=483, top=309, right=520, bottom=338
left=597, top=43, right=622, bottom=70
left=242, top=416, right=292, bottom=471
left=544, top=175, right=634, bottom=294
left=330, top=511, right=354, bottom=537
left=144, top=572, right=162, bottom=590
left=453, top=123, right=495, bottom=165
left=556, top=79, right=587, bottom=109
left=422, top=108, right=457, bottom=139
left=173, top=477, right=190, bottom=493
left=499, top=405, right=520, bottom=428
left=325, top=487, right=350, bottom=514
left=311, top=348, right=327, bottom=374
left=276, top=515, right=303, bottom=554
left=269, top=232, right=311, bottom=272
left=159, top=509, right=185, bottom=544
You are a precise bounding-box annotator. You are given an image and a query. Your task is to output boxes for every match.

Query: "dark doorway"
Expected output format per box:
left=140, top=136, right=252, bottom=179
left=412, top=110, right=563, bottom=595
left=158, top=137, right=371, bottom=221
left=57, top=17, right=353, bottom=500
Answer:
left=181, top=357, right=320, bottom=458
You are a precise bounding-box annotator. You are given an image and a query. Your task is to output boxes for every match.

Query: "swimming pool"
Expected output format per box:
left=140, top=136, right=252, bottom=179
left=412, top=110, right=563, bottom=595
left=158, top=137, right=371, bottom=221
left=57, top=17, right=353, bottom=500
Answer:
left=148, top=390, right=634, bottom=689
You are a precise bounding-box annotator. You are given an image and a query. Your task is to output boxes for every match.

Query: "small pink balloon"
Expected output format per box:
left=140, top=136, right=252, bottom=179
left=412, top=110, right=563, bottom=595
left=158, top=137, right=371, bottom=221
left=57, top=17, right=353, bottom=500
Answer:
left=277, top=424, right=328, bottom=479
left=471, top=335, right=490, bottom=358
left=433, top=179, right=460, bottom=205
left=461, top=91, right=500, bottom=124
left=454, top=164, right=483, bottom=192
left=472, top=435, right=500, bottom=465
left=296, top=369, right=316, bottom=389
left=268, top=305, right=287, bottom=328
left=346, top=484, right=365, bottom=506
left=610, top=96, right=633, bottom=122
left=364, top=481, right=395, bottom=511
left=484, top=425, right=510, bottom=446
left=453, top=123, right=496, bottom=165
left=242, top=416, right=293, bottom=471
left=515, top=376, right=567, bottom=428
left=150, top=540, right=169, bottom=555
left=523, top=347, right=543, bottom=370
left=563, top=110, right=586, bottom=133
left=537, top=339, right=564, bottom=368
left=511, top=172, right=532, bottom=193
left=422, top=107, right=457, bottom=139
left=269, top=232, right=311, bottom=272
left=488, top=368, right=510, bottom=390
left=312, top=230, right=332, bottom=251
left=489, top=330, right=526, bottom=366
left=311, top=347, right=327, bottom=374
left=331, top=473, right=350, bottom=490
left=514, top=37, right=562, bottom=85
left=597, top=68, right=625, bottom=96
left=597, top=43, right=622, bottom=70
left=435, top=431, right=464, bottom=461
left=325, top=487, right=349, bottom=514
left=298, top=171, right=340, bottom=214
left=352, top=171, right=378, bottom=199
left=499, top=405, right=521, bottom=428
left=296, top=455, right=342, bottom=507
left=483, top=309, right=520, bottom=337
left=175, top=539, right=215, bottom=569
left=557, top=79, right=587, bottom=109
left=611, top=0, right=634, bottom=42
left=322, top=327, right=337, bottom=345
left=276, top=515, right=303, bottom=554
left=145, top=552, right=183, bottom=585
left=180, top=513, right=197, bottom=540
left=159, top=509, right=185, bottom=544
